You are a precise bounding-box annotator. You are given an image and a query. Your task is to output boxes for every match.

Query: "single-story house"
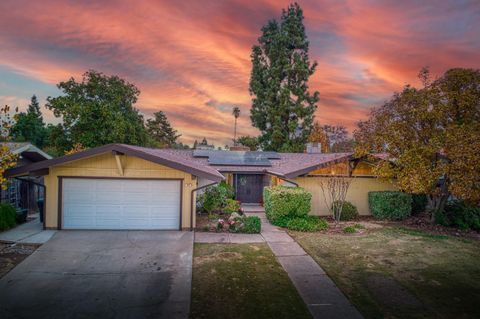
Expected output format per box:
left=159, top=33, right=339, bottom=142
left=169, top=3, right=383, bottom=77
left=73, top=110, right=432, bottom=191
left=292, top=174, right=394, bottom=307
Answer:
left=6, top=143, right=396, bottom=230
left=1, top=142, right=52, bottom=216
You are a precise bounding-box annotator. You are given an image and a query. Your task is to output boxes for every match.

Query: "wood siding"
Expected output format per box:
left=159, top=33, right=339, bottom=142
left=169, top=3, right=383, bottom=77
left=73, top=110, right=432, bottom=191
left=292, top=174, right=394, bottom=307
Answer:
left=44, top=153, right=197, bottom=229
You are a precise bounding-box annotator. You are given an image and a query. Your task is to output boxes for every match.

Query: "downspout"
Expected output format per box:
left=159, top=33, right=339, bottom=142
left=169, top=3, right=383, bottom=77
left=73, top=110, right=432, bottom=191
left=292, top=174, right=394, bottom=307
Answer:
left=190, top=181, right=219, bottom=231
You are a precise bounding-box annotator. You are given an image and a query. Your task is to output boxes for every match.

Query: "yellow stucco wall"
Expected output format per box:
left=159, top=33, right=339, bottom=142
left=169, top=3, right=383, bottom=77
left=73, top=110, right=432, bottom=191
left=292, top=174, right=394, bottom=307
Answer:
left=296, top=176, right=398, bottom=216
left=44, top=152, right=197, bottom=229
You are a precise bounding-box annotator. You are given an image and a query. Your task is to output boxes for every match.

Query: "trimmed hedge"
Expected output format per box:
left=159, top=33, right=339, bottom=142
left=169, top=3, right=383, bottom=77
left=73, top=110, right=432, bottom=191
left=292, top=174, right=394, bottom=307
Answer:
left=368, top=191, right=412, bottom=220
left=411, top=194, right=428, bottom=214
left=242, top=216, right=262, bottom=233
left=435, top=201, right=480, bottom=231
left=263, top=186, right=311, bottom=222
left=285, top=216, right=328, bottom=232
left=0, top=203, right=16, bottom=231
left=332, top=200, right=359, bottom=221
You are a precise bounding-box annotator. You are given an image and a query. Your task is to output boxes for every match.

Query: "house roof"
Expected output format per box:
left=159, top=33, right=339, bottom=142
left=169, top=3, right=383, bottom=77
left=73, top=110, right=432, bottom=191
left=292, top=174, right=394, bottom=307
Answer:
left=6, top=143, right=379, bottom=181
left=5, top=144, right=225, bottom=182
left=127, top=148, right=354, bottom=178
left=1, top=142, right=52, bottom=162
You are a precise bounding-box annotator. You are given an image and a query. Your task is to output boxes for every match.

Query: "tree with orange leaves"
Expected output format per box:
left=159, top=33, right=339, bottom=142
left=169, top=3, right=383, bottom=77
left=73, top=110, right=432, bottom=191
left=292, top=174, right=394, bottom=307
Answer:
left=355, top=68, right=480, bottom=221
left=307, top=122, right=329, bottom=153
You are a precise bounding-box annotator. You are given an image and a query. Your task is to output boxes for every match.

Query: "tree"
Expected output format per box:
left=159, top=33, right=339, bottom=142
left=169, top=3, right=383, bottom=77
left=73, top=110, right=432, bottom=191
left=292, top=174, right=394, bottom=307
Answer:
left=307, top=122, right=329, bottom=152
left=10, top=95, right=47, bottom=147
left=237, top=135, right=260, bottom=151
left=355, top=68, right=480, bottom=220
left=249, top=3, right=319, bottom=152
left=232, top=106, right=240, bottom=146
left=46, top=70, right=147, bottom=153
left=43, top=124, right=71, bottom=157
left=322, top=125, right=352, bottom=152
left=318, top=176, right=352, bottom=224
left=146, top=111, right=180, bottom=147
left=1, top=105, right=18, bottom=190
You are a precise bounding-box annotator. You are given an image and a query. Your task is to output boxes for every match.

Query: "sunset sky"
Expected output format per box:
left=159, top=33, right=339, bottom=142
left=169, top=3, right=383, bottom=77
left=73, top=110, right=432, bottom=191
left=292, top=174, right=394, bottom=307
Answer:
left=0, top=0, right=479, bottom=146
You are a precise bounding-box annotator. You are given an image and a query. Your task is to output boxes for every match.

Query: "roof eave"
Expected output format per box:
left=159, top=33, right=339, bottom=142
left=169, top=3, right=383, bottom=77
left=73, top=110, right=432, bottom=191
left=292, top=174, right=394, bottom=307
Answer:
left=5, top=144, right=225, bottom=182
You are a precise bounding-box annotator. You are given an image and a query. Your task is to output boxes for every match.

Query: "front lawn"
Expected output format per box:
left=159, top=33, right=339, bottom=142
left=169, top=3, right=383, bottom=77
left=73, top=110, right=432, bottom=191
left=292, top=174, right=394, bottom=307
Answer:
left=191, top=243, right=311, bottom=319
left=291, top=226, right=480, bottom=319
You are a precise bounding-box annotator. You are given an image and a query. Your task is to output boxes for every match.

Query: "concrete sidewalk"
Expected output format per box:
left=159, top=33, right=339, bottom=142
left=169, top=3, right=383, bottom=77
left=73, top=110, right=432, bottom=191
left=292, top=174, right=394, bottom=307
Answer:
left=0, top=217, right=56, bottom=244
left=245, top=207, right=363, bottom=319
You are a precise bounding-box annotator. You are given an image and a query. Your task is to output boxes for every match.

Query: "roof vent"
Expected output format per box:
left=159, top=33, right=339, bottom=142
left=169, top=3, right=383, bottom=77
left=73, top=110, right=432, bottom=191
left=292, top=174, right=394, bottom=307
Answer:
left=306, top=142, right=321, bottom=154
left=229, top=145, right=250, bottom=151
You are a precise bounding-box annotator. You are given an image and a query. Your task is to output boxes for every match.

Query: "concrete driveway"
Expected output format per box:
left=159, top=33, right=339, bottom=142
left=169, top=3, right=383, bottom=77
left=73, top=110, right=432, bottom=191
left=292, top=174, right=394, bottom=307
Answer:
left=0, top=230, right=193, bottom=319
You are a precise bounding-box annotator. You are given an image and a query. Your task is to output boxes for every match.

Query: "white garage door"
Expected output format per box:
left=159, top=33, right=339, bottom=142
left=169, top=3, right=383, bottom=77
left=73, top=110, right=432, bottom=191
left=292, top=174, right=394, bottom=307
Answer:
left=62, top=178, right=181, bottom=230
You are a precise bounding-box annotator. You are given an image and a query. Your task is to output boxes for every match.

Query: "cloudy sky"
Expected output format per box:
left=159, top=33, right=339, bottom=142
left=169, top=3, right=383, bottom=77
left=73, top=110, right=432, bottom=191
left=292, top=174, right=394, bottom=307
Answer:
left=0, top=0, right=479, bottom=146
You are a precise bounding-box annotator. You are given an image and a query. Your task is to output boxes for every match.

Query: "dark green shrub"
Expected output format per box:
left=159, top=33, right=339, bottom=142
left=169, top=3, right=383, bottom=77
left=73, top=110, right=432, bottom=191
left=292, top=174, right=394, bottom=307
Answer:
left=343, top=226, right=357, bottom=233
left=198, top=181, right=235, bottom=213
left=263, top=186, right=311, bottom=222
left=224, top=199, right=241, bottom=214
left=0, top=203, right=16, bottom=230
left=411, top=194, right=428, bottom=214
left=332, top=201, right=358, bottom=221
left=368, top=191, right=412, bottom=220
left=435, top=201, right=480, bottom=231
left=270, top=215, right=291, bottom=228
left=242, top=216, right=261, bottom=234
left=285, top=216, right=328, bottom=232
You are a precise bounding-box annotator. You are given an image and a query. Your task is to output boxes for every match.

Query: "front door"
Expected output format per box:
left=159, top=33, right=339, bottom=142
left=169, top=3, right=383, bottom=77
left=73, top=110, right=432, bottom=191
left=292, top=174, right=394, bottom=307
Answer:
left=235, top=174, right=264, bottom=203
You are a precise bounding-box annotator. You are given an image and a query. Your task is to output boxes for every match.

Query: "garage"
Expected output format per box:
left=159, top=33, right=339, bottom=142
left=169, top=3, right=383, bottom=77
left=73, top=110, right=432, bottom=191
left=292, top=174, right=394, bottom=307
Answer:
left=61, top=178, right=181, bottom=230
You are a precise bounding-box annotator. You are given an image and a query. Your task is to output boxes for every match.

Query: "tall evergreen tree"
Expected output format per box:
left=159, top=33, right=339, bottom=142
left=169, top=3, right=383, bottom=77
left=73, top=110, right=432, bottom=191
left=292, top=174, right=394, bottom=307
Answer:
left=146, top=110, right=180, bottom=147
left=10, top=95, right=47, bottom=147
left=249, top=2, right=319, bottom=152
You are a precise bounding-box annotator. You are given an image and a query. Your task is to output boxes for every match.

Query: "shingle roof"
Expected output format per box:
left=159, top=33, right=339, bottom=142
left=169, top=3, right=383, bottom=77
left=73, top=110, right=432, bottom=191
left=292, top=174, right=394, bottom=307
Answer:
left=5, top=144, right=361, bottom=181
left=1, top=142, right=52, bottom=161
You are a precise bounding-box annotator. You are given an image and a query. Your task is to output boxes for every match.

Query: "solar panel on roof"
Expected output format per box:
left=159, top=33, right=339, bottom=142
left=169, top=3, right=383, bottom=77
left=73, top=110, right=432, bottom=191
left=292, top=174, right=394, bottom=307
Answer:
left=192, top=149, right=278, bottom=166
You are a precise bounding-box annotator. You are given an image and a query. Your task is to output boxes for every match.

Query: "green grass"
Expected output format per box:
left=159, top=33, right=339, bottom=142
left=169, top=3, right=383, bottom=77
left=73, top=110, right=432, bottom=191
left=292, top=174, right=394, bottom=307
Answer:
left=291, top=227, right=480, bottom=319
left=191, top=243, right=311, bottom=319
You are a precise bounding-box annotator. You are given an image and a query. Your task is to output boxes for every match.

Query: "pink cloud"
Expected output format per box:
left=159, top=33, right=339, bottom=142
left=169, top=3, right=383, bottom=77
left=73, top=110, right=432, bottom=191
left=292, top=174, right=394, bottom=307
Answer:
left=0, top=0, right=478, bottom=146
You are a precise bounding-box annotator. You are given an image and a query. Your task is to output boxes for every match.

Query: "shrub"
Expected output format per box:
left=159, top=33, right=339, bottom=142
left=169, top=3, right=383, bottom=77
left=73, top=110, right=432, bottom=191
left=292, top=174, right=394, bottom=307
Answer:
left=242, top=216, right=261, bottom=234
left=224, top=199, right=241, bottom=214
left=332, top=200, right=358, bottom=221
left=227, top=214, right=261, bottom=233
left=285, top=216, right=328, bottom=232
left=368, top=191, right=412, bottom=220
left=263, top=186, right=311, bottom=222
left=435, top=201, right=480, bottom=231
left=0, top=203, right=16, bottom=231
left=411, top=194, right=428, bottom=214
left=198, top=181, right=235, bottom=213
left=343, top=226, right=357, bottom=233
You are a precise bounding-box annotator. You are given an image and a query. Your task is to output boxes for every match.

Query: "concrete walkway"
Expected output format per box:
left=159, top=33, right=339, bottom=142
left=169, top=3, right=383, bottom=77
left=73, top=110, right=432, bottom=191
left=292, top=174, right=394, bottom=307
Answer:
left=0, top=217, right=56, bottom=244
left=245, top=207, right=363, bottom=319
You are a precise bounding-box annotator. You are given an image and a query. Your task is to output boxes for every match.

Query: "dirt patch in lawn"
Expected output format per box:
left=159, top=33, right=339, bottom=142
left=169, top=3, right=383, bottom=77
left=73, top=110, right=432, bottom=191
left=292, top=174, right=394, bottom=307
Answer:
left=191, top=243, right=311, bottom=319
left=291, top=227, right=480, bottom=319
left=0, top=243, right=39, bottom=278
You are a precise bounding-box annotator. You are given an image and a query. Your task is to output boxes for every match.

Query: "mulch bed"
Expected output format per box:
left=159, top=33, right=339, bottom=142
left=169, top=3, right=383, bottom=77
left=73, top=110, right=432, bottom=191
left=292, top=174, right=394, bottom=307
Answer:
left=196, top=213, right=233, bottom=232
left=0, top=243, right=39, bottom=278
left=317, top=214, right=480, bottom=240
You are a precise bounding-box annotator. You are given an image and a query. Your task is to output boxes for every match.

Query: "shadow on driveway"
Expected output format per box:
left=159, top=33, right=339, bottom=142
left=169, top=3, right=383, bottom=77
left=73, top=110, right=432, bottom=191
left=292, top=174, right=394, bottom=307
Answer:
left=0, top=230, right=193, bottom=319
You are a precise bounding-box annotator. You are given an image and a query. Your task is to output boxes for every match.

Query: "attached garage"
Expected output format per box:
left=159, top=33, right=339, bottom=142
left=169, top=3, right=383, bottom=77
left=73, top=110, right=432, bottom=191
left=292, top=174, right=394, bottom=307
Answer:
left=5, top=144, right=224, bottom=230
left=61, top=178, right=181, bottom=230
